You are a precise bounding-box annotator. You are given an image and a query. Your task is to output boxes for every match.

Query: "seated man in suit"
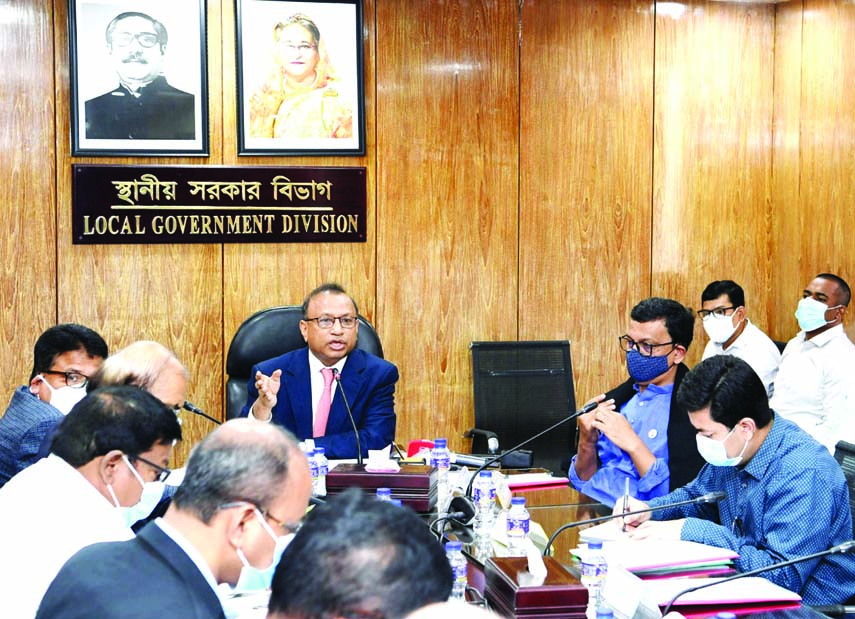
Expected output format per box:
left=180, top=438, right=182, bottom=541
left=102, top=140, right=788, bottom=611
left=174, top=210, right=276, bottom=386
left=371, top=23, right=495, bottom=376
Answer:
left=620, top=355, right=855, bottom=605
left=37, top=418, right=313, bottom=619
left=0, top=386, right=181, bottom=619
left=241, top=282, right=398, bottom=458
left=267, top=488, right=451, bottom=619
left=569, top=297, right=705, bottom=507
left=0, top=323, right=107, bottom=487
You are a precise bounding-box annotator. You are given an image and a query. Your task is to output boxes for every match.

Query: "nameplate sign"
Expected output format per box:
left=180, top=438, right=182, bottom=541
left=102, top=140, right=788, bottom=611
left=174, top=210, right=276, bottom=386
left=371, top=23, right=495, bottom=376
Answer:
left=71, top=164, right=367, bottom=244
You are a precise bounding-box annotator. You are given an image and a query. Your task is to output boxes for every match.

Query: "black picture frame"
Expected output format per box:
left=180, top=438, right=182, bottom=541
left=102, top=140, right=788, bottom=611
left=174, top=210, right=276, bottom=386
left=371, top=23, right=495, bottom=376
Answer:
left=69, top=0, right=209, bottom=157
left=235, top=0, right=365, bottom=156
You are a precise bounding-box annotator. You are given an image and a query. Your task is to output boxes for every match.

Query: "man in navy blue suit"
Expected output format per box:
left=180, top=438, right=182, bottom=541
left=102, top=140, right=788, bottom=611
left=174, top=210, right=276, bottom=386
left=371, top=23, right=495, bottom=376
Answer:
left=241, top=283, right=398, bottom=458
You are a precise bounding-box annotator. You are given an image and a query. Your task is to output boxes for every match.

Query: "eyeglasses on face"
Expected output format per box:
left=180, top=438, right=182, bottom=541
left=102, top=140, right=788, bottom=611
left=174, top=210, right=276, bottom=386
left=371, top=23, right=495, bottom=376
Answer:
left=280, top=43, right=318, bottom=53
left=304, top=315, right=357, bottom=330
left=618, top=335, right=676, bottom=358
left=697, top=306, right=736, bottom=320
left=41, top=369, right=89, bottom=389
left=131, top=454, right=172, bottom=483
left=111, top=32, right=160, bottom=48
left=218, top=501, right=303, bottom=536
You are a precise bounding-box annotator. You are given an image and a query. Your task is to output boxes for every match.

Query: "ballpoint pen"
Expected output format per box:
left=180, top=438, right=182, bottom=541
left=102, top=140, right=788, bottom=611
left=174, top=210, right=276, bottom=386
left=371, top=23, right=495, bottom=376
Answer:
left=621, top=477, right=630, bottom=532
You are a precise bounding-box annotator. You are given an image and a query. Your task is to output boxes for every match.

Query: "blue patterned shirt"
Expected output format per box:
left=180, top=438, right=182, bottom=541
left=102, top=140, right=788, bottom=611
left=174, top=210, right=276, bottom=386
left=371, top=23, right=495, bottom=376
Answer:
left=648, top=415, right=855, bottom=605
left=569, top=382, right=673, bottom=507
left=0, top=386, right=63, bottom=487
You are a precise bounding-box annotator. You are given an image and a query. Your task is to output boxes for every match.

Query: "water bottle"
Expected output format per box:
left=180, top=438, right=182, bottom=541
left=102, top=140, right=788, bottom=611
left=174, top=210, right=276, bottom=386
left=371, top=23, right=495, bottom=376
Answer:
left=308, top=449, right=320, bottom=496
left=506, top=496, right=530, bottom=556
left=472, top=470, right=496, bottom=538
left=445, top=541, right=468, bottom=601
left=580, top=539, right=609, bottom=619
left=430, top=438, right=451, bottom=512
left=313, top=447, right=328, bottom=496
left=376, top=487, right=392, bottom=501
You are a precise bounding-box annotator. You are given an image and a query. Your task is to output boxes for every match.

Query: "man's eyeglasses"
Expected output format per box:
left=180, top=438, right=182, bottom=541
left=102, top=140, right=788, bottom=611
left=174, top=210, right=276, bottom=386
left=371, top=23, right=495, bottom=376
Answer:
left=219, top=501, right=302, bottom=536
left=112, top=32, right=160, bottom=48
left=41, top=370, right=89, bottom=389
left=304, top=315, right=357, bottom=330
left=131, top=455, right=172, bottom=483
left=697, top=306, right=736, bottom=320
left=618, top=335, right=676, bottom=358
left=280, top=43, right=317, bottom=53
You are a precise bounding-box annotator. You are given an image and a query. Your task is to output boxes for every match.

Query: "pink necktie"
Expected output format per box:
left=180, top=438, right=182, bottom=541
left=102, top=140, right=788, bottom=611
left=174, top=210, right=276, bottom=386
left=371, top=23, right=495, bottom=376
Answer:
left=313, top=367, right=335, bottom=437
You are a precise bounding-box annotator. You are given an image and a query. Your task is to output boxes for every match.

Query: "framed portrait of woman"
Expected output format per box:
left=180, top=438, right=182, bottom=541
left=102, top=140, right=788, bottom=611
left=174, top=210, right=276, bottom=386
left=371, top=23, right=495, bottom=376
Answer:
left=235, top=0, right=365, bottom=156
left=69, top=0, right=209, bottom=156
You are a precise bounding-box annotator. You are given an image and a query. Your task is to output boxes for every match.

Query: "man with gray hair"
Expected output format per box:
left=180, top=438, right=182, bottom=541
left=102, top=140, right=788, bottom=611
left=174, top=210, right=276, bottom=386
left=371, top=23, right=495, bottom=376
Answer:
left=36, top=419, right=312, bottom=619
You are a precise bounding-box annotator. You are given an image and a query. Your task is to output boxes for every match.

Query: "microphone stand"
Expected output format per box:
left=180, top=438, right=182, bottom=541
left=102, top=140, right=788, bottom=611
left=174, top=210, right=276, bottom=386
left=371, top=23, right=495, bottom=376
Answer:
left=662, top=541, right=855, bottom=614
left=542, top=492, right=727, bottom=556
left=332, top=370, right=362, bottom=465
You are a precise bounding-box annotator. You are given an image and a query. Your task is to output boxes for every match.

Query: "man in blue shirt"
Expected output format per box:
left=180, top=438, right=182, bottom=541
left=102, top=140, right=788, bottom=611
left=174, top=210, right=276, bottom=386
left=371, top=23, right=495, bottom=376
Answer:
left=622, top=355, right=855, bottom=605
left=569, top=298, right=704, bottom=507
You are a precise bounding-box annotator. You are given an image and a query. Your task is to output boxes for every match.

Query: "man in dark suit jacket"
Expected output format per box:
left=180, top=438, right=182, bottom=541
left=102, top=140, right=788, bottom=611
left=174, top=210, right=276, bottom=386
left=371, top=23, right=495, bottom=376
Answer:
left=569, top=297, right=705, bottom=507
left=241, top=283, right=398, bottom=459
left=36, top=418, right=313, bottom=619
left=84, top=12, right=194, bottom=140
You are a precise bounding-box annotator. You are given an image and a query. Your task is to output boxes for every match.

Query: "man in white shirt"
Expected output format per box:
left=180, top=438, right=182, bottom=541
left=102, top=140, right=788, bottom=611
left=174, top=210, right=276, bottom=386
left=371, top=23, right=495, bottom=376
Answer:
left=36, top=418, right=313, bottom=619
left=770, top=272, right=855, bottom=453
left=0, top=385, right=182, bottom=619
left=698, top=280, right=781, bottom=398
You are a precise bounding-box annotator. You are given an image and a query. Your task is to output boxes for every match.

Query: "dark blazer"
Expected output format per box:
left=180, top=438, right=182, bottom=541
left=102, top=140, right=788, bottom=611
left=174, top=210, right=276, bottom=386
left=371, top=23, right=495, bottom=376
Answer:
left=605, top=362, right=705, bottom=491
left=36, top=523, right=225, bottom=619
left=240, top=347, right=398, bottom=459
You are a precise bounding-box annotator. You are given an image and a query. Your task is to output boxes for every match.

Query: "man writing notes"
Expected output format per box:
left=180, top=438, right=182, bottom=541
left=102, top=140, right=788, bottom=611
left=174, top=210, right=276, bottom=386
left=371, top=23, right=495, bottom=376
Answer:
left=569, top=298, right=705, bottom=507
left=770, top=272, right=855, bottom=453
left=698, top=280, right=781, bottom=398
left=621, top=356, right=855, bottom=606
left=241, top=283, right=398, bottom=458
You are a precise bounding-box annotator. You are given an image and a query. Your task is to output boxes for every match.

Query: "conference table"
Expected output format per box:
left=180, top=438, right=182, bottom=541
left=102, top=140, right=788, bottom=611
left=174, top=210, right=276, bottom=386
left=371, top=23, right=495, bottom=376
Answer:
left=436, top=474, right=829, bottom=619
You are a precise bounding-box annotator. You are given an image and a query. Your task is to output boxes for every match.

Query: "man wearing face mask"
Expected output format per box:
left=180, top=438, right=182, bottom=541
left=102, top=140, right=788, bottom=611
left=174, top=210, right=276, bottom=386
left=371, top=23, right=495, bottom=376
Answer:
left=0, top=386, right=181, bottom=619
left=619, top=356, right=855, bottom=605
left=770, top=272, right=855, bottom=453
left=0, top=323, right=107, bottom=487
left=36, top=418, right=312, bottom=619
left=698, top=280, right=781, bottom=398
left=569, top=297, right=705, bottom=507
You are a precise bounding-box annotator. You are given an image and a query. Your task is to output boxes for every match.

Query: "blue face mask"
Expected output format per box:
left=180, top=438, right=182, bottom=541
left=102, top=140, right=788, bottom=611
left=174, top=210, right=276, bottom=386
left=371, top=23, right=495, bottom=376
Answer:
left=626, top=349, right=671, bottom=383
left=795, top=297, right=837, bottom=332
left=234, top=510, right=293, bottom=592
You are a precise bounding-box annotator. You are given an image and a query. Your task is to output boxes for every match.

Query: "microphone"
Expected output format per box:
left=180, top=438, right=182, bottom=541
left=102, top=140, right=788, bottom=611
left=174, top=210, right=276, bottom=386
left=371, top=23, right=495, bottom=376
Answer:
left=331, top=368, right=363, bottom=465
left=448, top=400, right=599, bottom=525
left=661, top=539, right=855, bottom=614
left=181, top=401, right=221, bottom=425
left=542, top=491, right=727, bottom=555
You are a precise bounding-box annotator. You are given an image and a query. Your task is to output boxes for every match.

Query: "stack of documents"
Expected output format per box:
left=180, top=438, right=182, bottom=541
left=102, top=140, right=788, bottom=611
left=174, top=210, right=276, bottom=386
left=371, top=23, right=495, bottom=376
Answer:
left=573, top=539, right=738, bottom=577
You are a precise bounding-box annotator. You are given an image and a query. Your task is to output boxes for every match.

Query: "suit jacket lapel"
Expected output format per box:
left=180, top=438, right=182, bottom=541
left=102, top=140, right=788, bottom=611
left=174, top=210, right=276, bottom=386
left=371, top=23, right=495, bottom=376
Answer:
left=285, top=349, right=314, bottom=439
left=327, top=349, right=368, bottom=434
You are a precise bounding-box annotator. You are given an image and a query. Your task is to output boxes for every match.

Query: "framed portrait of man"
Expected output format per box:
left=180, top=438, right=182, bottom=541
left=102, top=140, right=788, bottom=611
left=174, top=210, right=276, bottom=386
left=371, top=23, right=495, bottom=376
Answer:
left=236, top=0, right=365, bottom=156
left=69, top=0, right=209, bottom=156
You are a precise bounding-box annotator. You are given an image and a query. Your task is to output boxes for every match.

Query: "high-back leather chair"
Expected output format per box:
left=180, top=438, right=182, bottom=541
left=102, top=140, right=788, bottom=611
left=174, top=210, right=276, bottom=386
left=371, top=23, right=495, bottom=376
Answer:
left=225, top=306, right=384, bottom=420
left=834, top=440, right=855, bottom=536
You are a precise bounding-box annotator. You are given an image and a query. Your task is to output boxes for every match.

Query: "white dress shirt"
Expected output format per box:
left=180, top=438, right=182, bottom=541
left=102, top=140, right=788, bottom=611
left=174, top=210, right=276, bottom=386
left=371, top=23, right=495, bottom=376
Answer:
left=0, top=454, right=134, bottom=619
left=702, top=319, right=782, bottom=398
left=770, top=324, right=855, bottom=453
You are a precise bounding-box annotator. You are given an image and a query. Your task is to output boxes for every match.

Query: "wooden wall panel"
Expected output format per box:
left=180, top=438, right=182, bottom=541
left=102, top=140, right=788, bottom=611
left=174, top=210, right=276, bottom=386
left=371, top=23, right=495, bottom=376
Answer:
left=52, top=1, right=226, bottom=462
left=652, top=1, right=775, bottom=367
left=0, top=2, right=57, bottom=399
left=772, top=0, right=855, bottom=343
left=375, top=0, right=519, bottom=452
left=519, top=0, right=654, bottom=404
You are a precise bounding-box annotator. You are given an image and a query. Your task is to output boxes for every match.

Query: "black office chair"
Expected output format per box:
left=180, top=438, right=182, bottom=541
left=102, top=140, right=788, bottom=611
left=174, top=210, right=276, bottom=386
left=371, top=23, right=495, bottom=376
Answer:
left=468, top=341, right=577, bottom=474
left=833, top=440, right=855, bottom=536
left=224, top=305, right=384, bottom=420
left=773, top=340, right=787, bottom=355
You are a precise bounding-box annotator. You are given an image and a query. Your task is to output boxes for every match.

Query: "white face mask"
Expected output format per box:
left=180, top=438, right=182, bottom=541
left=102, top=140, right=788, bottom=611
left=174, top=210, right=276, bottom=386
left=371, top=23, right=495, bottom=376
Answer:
left=37, top=375, right=87, bottom=415
left=695, top=426, right=751, bottom=467
left=107, top=456, right=165, bottom=528
left=702, top=312, right=741, bottom=344
left=234, top=509, right=293, bottom=592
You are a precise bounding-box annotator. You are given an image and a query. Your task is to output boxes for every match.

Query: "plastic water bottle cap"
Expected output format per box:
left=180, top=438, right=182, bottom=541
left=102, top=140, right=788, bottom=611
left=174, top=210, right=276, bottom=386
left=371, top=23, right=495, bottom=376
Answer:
left=511, top=496, right=526, bottom=506
left=434, top=438, right=447, bottom=448
left=445, top=541, right=463, bottom=552
left=596, top=609, right=614, bottom=619
left=377, top=487, right=391, bottom=497
left=587, top=539, right=603, bottom=550
left=715, top=614, right=737, bottom=619
left=314, top=447, right=325, bottom=455
left=479, top=470, right=492, bottom=478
